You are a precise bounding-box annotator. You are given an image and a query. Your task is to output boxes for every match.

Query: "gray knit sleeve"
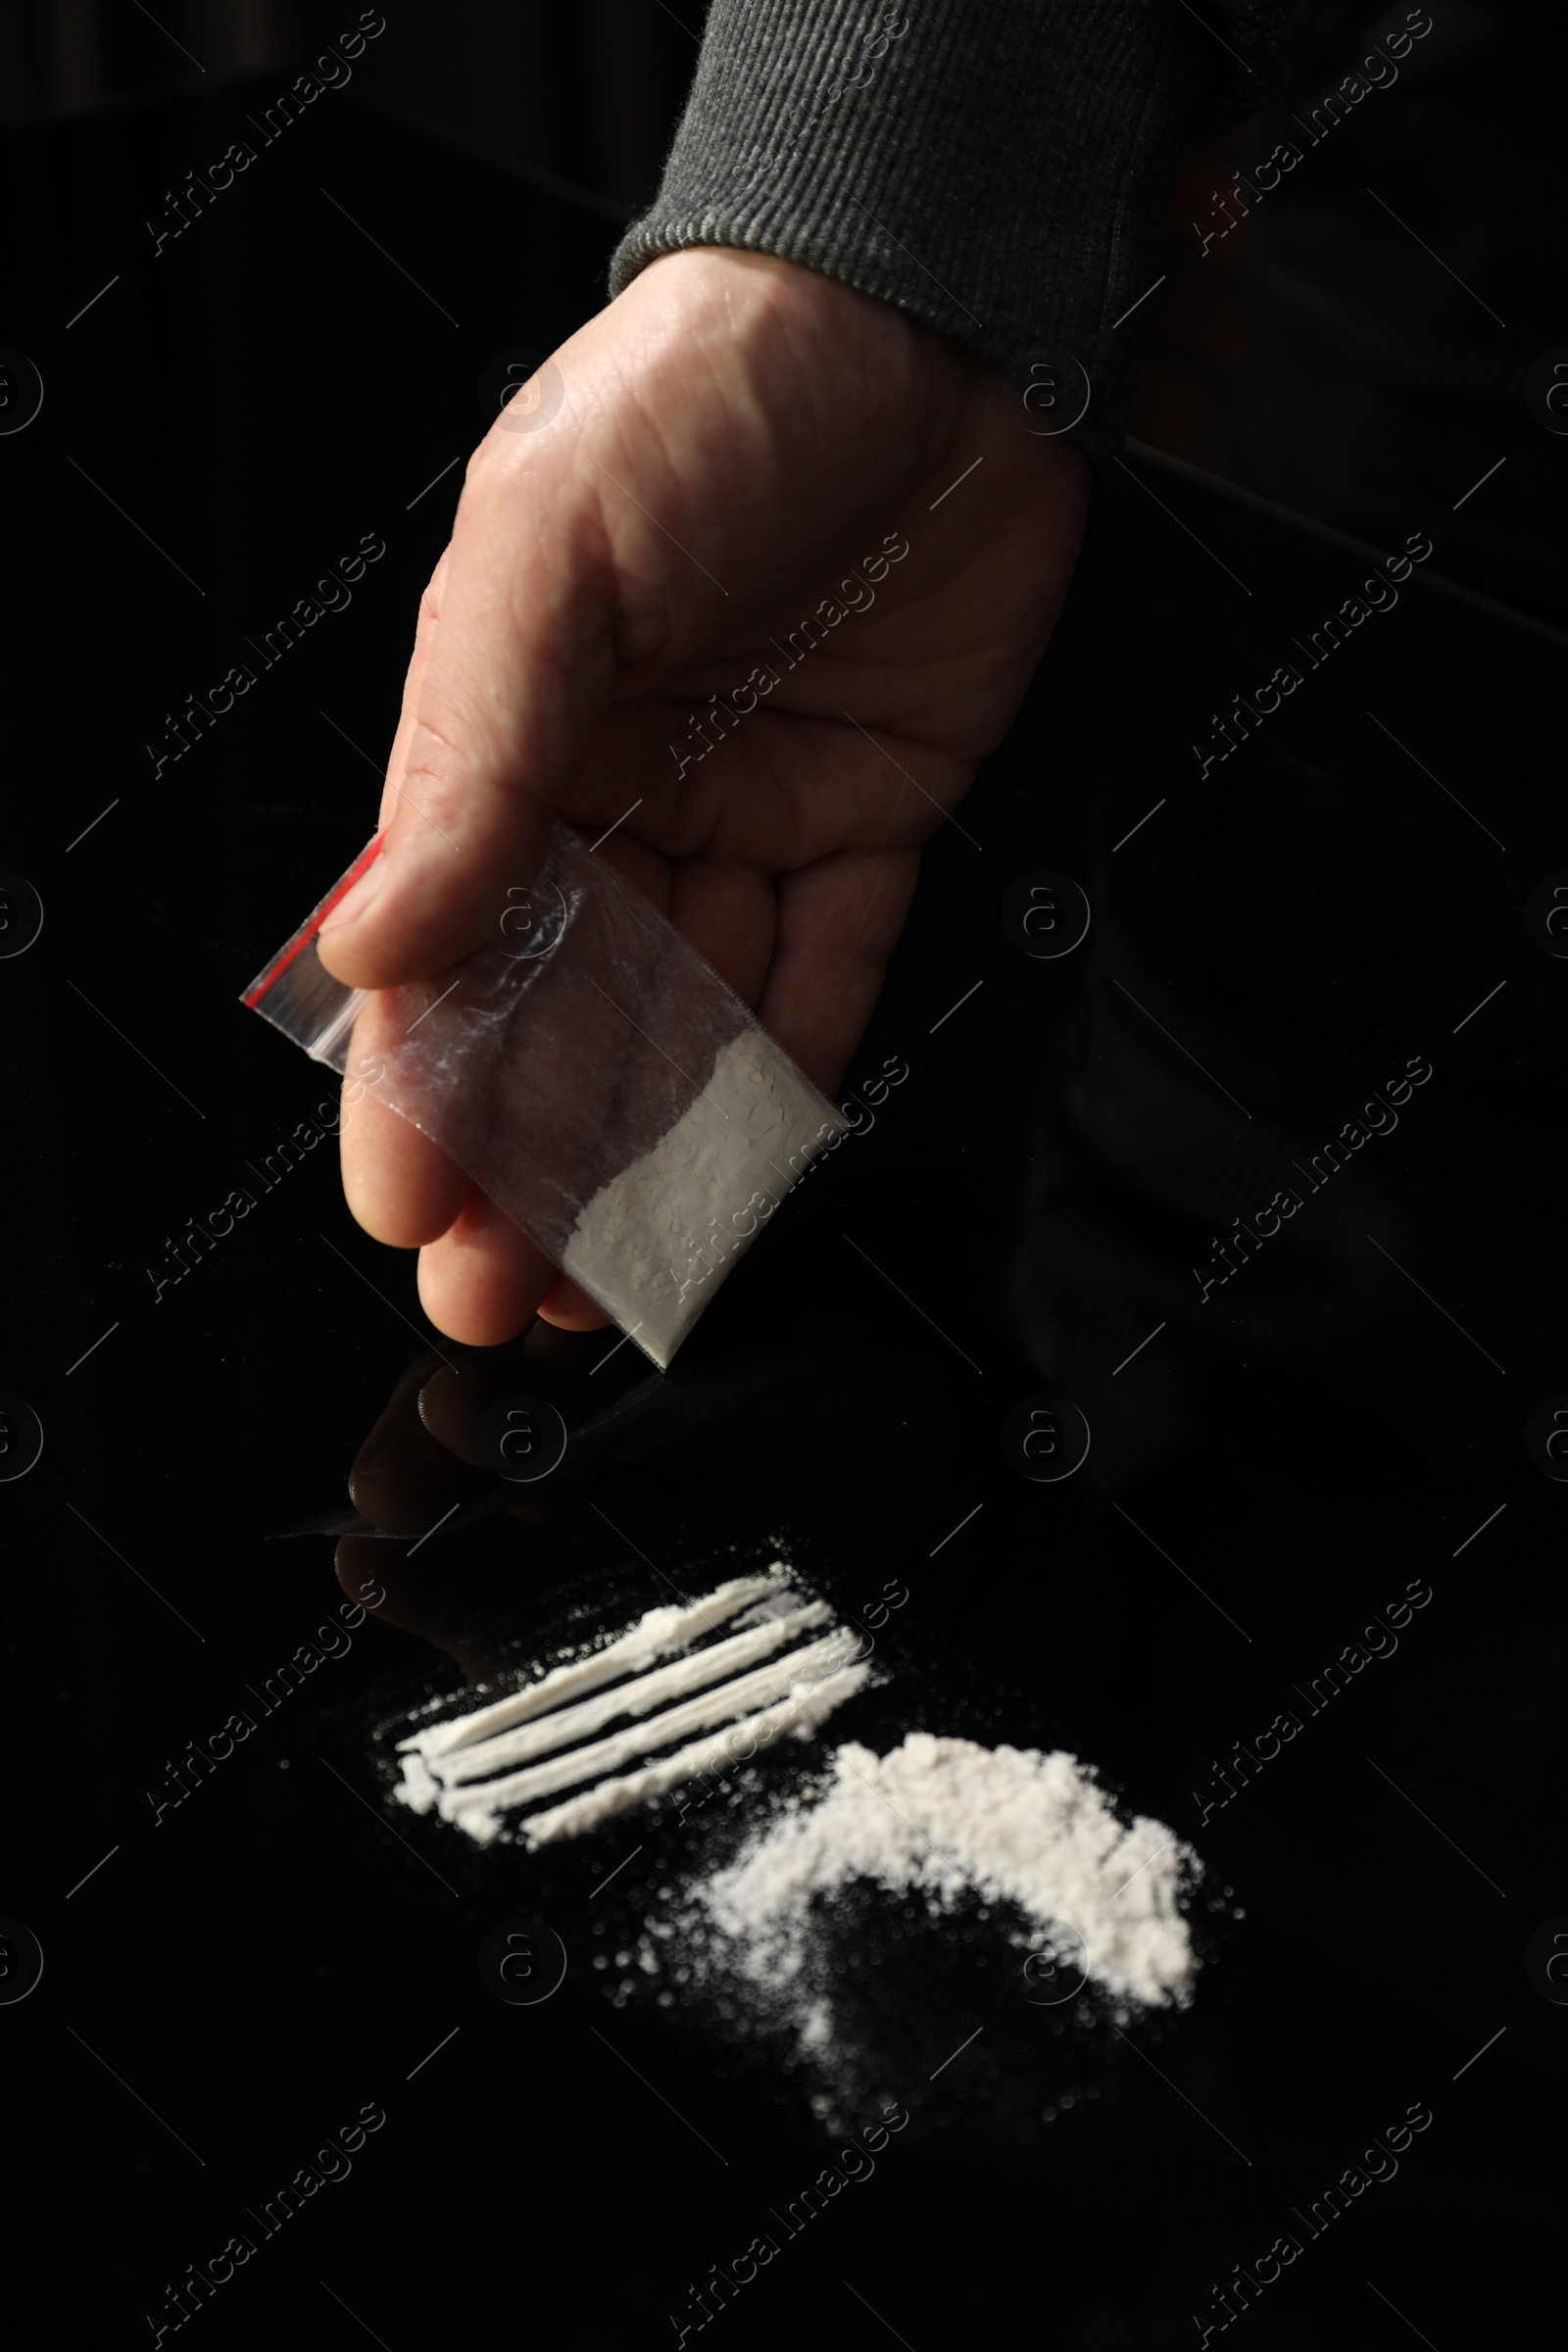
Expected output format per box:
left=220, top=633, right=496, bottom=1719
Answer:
left=609, top=0, right=1293, bottom=462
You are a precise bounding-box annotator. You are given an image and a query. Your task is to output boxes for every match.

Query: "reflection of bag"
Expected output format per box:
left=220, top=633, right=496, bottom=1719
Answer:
left=243, top=822, right=846, bottom=1368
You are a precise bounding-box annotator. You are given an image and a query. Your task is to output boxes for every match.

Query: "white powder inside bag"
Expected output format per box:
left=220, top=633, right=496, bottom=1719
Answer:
left=692, top=1732, right=1198, bottom=2019
left=561, top=1027, right=847, bottom=1368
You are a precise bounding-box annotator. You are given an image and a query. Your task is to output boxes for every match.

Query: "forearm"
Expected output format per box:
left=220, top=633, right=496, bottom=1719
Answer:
left=610, top=0, right=1293, bottom=464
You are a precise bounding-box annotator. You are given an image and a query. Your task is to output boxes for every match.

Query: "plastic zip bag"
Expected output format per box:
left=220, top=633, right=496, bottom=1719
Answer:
left=242, top=824, right=848, bottom=1367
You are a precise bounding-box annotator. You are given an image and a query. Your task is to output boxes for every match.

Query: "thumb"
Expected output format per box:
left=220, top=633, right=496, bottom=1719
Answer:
left=316, top=377, right=624, bottom=990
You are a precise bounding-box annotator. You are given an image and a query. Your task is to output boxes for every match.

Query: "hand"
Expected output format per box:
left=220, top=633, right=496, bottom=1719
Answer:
left=317, top=247, right=1089, bottom=1345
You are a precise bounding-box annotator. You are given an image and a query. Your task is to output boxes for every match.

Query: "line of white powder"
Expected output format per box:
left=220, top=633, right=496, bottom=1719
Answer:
left=432, top=1630, right=861, bottom=1824
left=430, top=1600, right=834, bottom=1787
left=477, top=1664, right=872, bottom=1849
left=398, top=1573, right=784, bottom=1759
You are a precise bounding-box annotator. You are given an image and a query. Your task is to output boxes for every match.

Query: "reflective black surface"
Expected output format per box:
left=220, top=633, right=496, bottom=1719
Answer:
left=3, top=73, right=1561, bottom=2346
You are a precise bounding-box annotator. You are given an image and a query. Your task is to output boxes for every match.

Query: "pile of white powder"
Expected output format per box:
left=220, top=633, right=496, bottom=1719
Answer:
left=561, top=1026, right=845, bottom=1367
left=636, top=1731, right=1199, bottom=2060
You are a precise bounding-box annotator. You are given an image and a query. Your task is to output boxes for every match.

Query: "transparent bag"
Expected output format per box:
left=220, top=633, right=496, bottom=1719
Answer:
left=243, top=824, right=848, bottom=1367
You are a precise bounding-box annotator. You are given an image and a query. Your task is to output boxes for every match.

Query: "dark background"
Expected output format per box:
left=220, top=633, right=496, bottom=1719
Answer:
left=1, top=0, right=703, bottom=212
left=2, top=9, right=1563, bottom=2349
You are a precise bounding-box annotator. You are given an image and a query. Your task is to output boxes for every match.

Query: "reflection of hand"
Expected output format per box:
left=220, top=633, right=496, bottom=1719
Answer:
left=316, top=247, right=1089, bottom=1347
left=333, top=1323, right=623, bottom=1684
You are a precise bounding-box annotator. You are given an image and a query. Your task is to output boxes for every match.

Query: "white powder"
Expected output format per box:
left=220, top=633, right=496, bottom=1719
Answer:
left=561, top=1026, right=847, bottom=1368
left=398, top=1573, right=783, bottom=1761
left=689, top=1731, right=1198, bottom=2024
left=391, top=1567, right=871, bottom=1846
left=389, top=1575, right=1202, bottom=2073
left=435, top=1629, right=862, bottom=1826
left=432, top=1600, right=834, bottom=1788
left=500, top=1664, right=870, bottom=1849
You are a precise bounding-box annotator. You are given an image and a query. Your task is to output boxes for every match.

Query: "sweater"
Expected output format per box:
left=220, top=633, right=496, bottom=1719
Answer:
left=608, top=0, right=1295, bottom=462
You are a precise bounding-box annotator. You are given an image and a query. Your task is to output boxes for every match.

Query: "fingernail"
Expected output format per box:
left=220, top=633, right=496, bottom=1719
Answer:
left=320, top=856, right=386, bottom=935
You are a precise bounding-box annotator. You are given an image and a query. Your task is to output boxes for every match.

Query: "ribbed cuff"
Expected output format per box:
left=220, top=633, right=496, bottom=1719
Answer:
left=610, top=0, right=1284, bottom=466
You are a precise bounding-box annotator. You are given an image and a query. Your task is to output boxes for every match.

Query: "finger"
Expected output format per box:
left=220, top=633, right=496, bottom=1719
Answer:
left=346, top=1374, right=484, bottom=1539
left=416, top=1183, right=562, bottom=1347
left=416, top=1357, right=521, bottom=1467
left=375, top=544, right=452, bottom=841
left=418, top=1321, right=623, bottom=1468
left=340, top=1085, right=470, bottom=1249
left=760, top=846, right=923, bottom=1095
left=579, top=822, right=672, bottom=923
left=315, top=416, right=622, bottom=991
left=563, top=688, right=963, bottom=874
left=416, top=1337, right=603, bottom=1467
left=354, top=1346, right=452, bottom=1450
left=663, top=851, right=778, bottom=1011
left=535, top=1270, right=611, bottom=1333
left=336, top=1535, right=398, bottom=1621
left=573, top=784, right=780, bottom=1010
